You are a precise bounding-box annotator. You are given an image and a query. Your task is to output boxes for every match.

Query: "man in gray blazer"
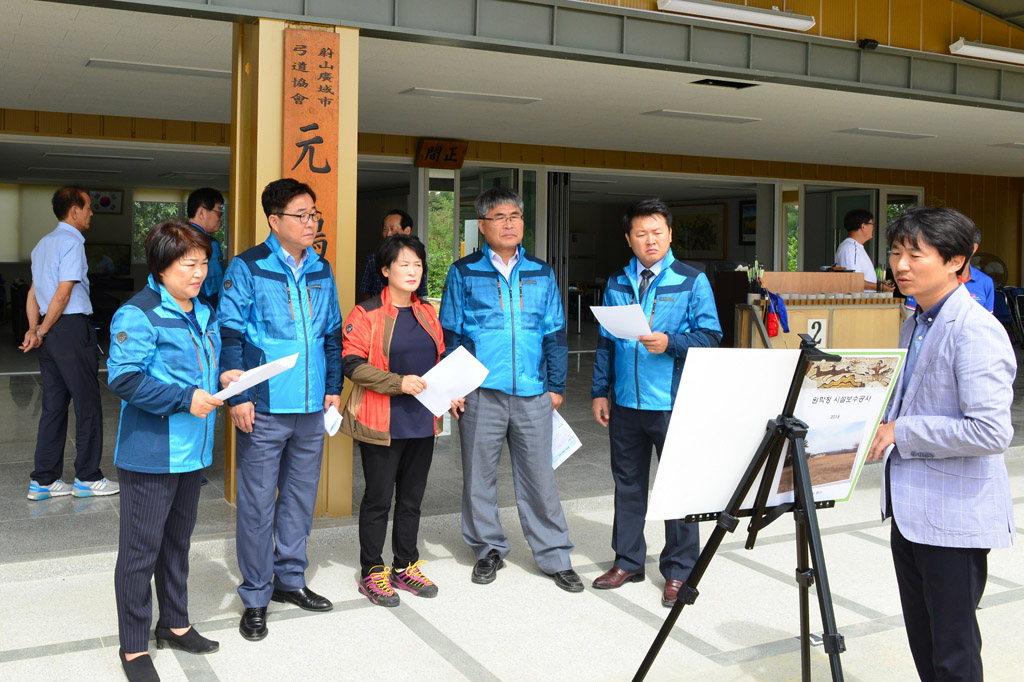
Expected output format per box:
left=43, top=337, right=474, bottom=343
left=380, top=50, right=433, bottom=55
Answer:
left=868, top=206, right=1016, bottom=682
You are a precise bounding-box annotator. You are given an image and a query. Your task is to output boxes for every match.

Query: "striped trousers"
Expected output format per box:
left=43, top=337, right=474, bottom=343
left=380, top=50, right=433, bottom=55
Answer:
left=114, top=468, right=202, bottom=653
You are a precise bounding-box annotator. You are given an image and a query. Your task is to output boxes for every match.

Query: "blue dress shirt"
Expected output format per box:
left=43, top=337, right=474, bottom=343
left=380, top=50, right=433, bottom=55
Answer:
left=30, top=222, right=92, bottom=315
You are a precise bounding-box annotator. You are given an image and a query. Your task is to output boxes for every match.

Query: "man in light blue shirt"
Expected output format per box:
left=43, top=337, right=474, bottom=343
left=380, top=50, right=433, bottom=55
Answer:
left=21, top=186, right=118, bottom=500
left=186, top=187, right=225, bottom=308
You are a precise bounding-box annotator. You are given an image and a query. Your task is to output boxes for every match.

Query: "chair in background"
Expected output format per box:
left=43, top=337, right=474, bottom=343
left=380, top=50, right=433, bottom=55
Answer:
left=993, top=288, right=1020, bottom=347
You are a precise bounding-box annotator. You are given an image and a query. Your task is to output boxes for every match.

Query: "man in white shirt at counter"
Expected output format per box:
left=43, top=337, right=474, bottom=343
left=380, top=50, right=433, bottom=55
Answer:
left=835, top=209, right=880, bottom=291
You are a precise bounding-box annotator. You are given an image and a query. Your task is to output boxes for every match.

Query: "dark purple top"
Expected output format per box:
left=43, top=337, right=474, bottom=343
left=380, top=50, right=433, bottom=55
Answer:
left=389, top=306, right=437, bottom=439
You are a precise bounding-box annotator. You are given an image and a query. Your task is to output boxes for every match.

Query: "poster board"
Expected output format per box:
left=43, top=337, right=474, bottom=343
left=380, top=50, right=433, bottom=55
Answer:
left=647, top=348, right=905, bottom=521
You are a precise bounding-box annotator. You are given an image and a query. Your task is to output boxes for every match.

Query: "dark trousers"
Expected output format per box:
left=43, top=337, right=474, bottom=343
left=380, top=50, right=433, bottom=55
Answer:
left=608, top=402, right=698, bottom=580
left=235, top=412, right=324, bottom=608
left=31, top=314, right=103, bottom=485
left=114, top=468, right=202, bottom=653
left=891, top=521, right=989, bottom=682
left=358, top=437, right=434, bottom=576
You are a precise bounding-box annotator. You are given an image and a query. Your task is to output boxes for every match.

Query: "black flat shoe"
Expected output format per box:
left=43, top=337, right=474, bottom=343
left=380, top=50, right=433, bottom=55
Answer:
left=119, top=648, right=160, bottom=682
left=550, top=569, right=585, bottom=593
left=154, top=626, right=219, bottom=654
left=472, top=549, right=505, bottom=584
left=239, top=606, right=268, bottom=641
left=270, top=586, right=333, bottom=612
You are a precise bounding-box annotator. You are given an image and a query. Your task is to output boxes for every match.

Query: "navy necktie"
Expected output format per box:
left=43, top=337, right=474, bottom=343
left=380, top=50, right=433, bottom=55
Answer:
left=639, top=269, right=654, bottom=301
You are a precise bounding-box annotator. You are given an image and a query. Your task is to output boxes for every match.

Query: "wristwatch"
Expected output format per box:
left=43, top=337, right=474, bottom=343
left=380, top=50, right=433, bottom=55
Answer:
left=36, top=326, right=46, bottom=339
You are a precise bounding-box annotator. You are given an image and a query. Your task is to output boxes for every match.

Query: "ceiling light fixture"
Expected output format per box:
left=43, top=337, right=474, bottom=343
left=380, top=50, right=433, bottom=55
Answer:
left=657, top=0, right=816, bottom=32
left=85, top=58, right=231, bottom=79
left=835, top=128, right=936, bottom=140
left=643, top=109, right=761, bottom=124
left=43, top=152, right=154, bottom=162
left=399, top=87, right=540, bottom=105
left=949, top=38, right=1024, bottom=66
left=27, top=167, right=121, bottom=174
left=992, top=142, right=1024, bottom=149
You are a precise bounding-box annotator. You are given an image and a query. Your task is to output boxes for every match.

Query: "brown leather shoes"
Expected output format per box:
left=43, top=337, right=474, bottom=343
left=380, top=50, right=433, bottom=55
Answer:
left=662, top=579, right=684, bottom=607
left=592, top=567, right=645, bottom=589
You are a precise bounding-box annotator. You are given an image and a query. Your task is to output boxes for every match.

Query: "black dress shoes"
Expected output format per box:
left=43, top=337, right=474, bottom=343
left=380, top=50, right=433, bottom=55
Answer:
left=550, top=569, right=585, bottom=593
left=270, top=586, right=333, bottom=612
left=471, top=549, right=505, bottom=584
left=119, top=649, right=160, bottom=682
left=239, top=606, right=268, bottom=641
left=154, top=626, right=219, bottom=654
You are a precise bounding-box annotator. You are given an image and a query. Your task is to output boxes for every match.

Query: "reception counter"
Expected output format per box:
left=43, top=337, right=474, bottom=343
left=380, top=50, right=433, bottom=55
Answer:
left=735, top=298, right=903, bottom=349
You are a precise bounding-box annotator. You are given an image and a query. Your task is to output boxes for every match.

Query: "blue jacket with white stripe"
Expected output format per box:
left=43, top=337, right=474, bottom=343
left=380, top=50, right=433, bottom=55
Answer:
left=218, top=232, right=343, bottom=414
left=591, top=251, right=722, bottom=412
left=439, top=243, right=568, bottom=397
left=108, top=276, right=221, bottom=474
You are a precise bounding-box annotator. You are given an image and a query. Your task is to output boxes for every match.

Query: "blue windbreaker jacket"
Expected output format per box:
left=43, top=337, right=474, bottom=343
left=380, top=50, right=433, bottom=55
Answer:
left=108, top=276, right=221, bottom=474
left=591, top=251, right=722, bottom=411
left=439, top=243, right=568, bottom=397
left=218, top=233, right=343, bottom=413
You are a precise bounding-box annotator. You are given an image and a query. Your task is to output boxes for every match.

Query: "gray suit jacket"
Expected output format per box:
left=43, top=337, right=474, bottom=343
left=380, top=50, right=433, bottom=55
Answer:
left=881, top=285, right=1016, bottom=549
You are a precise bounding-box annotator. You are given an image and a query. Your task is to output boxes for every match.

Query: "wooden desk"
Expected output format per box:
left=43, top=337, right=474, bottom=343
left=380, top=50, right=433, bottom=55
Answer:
left=735, top=300, right=902, bottom=349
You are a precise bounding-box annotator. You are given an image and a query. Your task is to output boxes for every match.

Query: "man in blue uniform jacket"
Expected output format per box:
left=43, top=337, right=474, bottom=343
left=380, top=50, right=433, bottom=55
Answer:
left=440, top=187, right=581, bottom=593
left=219, top=178, right=343, bottom=641
left=590, top=198, right=722, bottom=608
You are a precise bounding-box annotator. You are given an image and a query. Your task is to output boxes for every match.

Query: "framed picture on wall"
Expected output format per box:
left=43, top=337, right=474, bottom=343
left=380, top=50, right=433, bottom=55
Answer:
left=670, top=203, right=726, bottom=260
left=739, top=201, right=757, bottom=245
left=89, top=190, right=123, bottom=214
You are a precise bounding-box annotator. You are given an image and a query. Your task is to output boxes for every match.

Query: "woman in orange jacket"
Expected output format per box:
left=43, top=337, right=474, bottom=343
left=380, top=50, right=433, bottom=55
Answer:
left=341, top=234, right=461, bottom=606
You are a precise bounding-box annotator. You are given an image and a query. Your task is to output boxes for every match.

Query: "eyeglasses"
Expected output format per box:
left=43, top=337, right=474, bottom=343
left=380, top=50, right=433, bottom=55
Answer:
left=211, top=209, right=224, bottom=217
left=481, top=213, right=524, bottom=224
left=275, top=210, right=323, bottom=225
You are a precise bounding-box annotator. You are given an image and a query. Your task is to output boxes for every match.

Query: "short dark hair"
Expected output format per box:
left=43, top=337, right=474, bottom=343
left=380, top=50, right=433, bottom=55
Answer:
left=376, top=234, right=426, bottom=286
left=475, top=187, right=523, bottom=218
left=383, top=209, right=413, bottom=231
left=52, top=186, right=88, bottom=221
left=261, top=178, right=316, bottom=217
left=187, top=187, right=225, bottom=219
left=146, top=220, right=213, bottom=284
left=886, top=206, right=974, bottom=271
left=623, top=198, right=673, bottom=234
left=971, top=224, right=982, bottom=246
left=843, top=209, right=874, bottom=233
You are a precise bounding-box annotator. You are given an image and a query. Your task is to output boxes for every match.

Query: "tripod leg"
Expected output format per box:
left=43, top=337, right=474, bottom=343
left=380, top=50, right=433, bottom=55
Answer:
left=795, top=519, right=812, bottom=682
left=790, top=435, right=846, bottom=682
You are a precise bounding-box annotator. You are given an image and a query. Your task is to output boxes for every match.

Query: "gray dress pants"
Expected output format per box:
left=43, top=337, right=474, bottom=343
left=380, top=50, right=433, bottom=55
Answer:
left=458, top=388, right=573, bottom=574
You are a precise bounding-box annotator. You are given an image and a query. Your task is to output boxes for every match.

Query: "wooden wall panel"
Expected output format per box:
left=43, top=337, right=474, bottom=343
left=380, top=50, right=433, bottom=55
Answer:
left=820, top=0, right=855, bottom=41
left=572, top=0, right=1024, bottom=56
left=857, top=0, right=890, bottom=46
left=890, top=0, right=922, bottom=51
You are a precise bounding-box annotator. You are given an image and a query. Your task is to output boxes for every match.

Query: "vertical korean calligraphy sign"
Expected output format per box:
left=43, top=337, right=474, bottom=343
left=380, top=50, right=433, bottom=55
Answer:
left=283, top=28, right=340, bottom=268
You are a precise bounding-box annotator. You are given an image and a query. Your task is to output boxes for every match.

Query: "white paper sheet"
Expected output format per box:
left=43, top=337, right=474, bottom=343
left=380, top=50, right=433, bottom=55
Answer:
left=414, top=346, right=489, bottom=417
left=323, top=404, right=342, bottom=436
left=213, top=353, right=299, bottom=401
left=590, top=304, right=652, bottom=340
left=552, top=410, right=582, bottom=469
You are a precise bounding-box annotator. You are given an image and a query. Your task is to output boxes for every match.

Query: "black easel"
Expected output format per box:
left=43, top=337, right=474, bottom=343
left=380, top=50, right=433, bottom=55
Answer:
left=633, top=334, right=846, bottom=682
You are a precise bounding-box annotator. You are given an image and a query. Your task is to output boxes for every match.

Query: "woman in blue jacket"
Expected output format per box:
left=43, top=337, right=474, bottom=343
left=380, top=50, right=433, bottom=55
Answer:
left=108, top=221, right=241, bottom=682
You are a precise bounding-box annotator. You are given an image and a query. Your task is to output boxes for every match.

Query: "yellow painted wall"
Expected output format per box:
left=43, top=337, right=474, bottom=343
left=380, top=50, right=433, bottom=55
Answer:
left=579, top=0, right=1024, bottom=52
left=359, top=132, right=1024, bottom=285
left=0, top=185, right=21, bottom=262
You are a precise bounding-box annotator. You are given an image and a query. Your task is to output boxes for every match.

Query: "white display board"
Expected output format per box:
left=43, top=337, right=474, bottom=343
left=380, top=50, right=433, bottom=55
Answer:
left=647, top=348, right=904, bottom=521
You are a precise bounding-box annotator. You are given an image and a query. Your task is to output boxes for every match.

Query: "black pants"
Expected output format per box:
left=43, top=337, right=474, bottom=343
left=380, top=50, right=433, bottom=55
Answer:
left=608, top=402, right=698, bottom=580
left=891, top=520, right=989, bottom=682
left=358, top=437, right=434, bottom=576
left=114, top=468, right=202, bottom=653
left=31, top=314, right=103, bottom=485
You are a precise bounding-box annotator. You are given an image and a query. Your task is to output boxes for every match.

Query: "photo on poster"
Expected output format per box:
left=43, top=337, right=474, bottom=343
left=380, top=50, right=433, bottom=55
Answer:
left=766, top=350, right=906, bottom=507
left=776, top=420, right=865, bottom=494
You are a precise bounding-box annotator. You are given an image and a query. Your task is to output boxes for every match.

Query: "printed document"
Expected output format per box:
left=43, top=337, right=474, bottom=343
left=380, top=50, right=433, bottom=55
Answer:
left=415, top=346, right=489, bottom=417
left=590, top=304, right=652, bottom=340
left=213, top=353, right=299, bottom=401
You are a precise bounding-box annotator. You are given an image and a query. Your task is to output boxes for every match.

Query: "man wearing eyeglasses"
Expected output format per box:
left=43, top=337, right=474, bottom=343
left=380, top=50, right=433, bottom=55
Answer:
left=218, top=178, right=343, bottom=641
left=440, top=187, right=581, bottom=593
left=835, top=209, right=882, bottom=292
left=186, top=187, right=225, bottom=308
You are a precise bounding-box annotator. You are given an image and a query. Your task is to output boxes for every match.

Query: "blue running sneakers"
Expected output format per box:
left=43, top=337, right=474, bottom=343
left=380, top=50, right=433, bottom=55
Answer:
left=72, top=478, right=120, bottom=497
left=27, top=479, right=73, bottom=501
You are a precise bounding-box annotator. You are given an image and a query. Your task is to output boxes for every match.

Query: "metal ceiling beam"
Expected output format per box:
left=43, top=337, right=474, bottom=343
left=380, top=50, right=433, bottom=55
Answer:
left=50, top=0, right=1024, bottom=112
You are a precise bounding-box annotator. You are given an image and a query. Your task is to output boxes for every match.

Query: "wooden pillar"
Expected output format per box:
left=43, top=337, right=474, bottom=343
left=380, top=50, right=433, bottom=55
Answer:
left=226, top=19, right=358, bottom=517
